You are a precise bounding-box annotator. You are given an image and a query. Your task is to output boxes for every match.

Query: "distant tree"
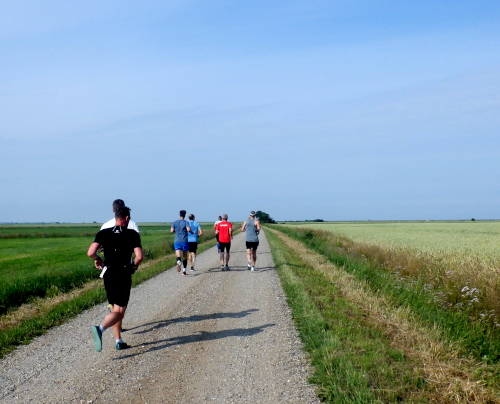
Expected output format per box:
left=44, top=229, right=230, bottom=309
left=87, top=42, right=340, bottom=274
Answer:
left=471, top=218, right=475, bottom=221
left=255, top=211, right=276, bottom=224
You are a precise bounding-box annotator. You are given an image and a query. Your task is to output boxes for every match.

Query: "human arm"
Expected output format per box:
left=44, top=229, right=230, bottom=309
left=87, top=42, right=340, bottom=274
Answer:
left=187, top=225, right=194, bottom=234
left=133, top=247, right=143, bottom=267
left=170, top=226, right=175, bottom=233
left=87, top=242, right=103, bottom=269
left=256, top=220, right=261, bottom=232
left=241, top=220, right=247, bottom=232
left=229, top=226, right=233, bottom=240
left=198, top=227, right=203, bottom=237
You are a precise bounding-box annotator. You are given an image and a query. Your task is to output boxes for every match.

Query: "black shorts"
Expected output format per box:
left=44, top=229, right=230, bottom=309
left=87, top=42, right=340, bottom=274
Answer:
left=246, top=241, right=259, bottom=251
left=104, top=276, right=132, bottom=308
left=188, top=242, right=198, bottom=253
left=219, top=242, right=231, bottom=252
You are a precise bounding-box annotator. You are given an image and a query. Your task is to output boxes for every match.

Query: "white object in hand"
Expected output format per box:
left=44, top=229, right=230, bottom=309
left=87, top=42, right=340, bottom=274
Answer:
left=99, top=266, right=108, bottom=278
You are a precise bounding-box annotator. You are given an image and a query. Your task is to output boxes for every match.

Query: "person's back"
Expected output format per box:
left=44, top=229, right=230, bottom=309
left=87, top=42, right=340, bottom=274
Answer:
left=217, top=220, right=232, bottom=243
left=172, top=219, right=189, bottom=244
left=94, top=226, right=141, bottom=277
left=245, top=218, right=259, bottom=242
left=188, top=220, right=200, bottom=242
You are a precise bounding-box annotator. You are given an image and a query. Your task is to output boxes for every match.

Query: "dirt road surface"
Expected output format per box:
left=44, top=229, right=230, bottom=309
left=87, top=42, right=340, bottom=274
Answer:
left=1, top=231, right=319, bottom=403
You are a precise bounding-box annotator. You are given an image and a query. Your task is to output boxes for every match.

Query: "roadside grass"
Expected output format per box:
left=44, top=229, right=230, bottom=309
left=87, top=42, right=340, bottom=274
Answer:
left=0, top=227, right=178, bottom=314
left=268, top=228, right=500, bottom=403
left=0, top=233, right=219, bottom=359
left=265, top=229, right=438, bottom=403
left=269, top=225, right=500, bottom=367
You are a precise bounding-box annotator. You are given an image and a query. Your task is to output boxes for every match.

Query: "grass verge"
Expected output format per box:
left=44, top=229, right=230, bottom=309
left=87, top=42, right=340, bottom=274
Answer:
left=266, top=229, right=438, bottom=403
left=267, top=228, right=500, bottom=403
left=269, top=225, right=500, bottom=365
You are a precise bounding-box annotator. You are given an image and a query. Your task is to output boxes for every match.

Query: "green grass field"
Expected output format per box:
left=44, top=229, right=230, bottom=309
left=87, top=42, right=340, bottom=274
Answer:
left=0, top=224, right=214, bottom=314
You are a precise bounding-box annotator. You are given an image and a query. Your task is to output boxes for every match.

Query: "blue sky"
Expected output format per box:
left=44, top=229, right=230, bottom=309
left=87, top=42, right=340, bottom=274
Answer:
left=1, top=1, right=499, bottom=222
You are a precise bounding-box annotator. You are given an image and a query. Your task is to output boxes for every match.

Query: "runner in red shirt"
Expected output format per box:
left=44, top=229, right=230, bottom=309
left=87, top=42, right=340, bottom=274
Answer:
left=215, top=214, right=233, bottom=271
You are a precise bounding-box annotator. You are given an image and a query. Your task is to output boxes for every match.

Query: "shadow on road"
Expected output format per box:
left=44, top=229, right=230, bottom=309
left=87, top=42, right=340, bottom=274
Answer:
left=114, top=323, right=275, bottom=360
left=126, top=308, right=259, bottom=334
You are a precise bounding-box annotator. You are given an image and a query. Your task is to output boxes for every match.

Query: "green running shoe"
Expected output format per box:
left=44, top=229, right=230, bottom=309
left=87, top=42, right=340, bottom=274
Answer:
left=91, top=326, right=102, bottom=352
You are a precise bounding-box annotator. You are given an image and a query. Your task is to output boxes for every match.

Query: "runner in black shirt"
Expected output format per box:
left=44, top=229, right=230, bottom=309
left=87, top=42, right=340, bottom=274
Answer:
left=87, top=206, right=143, bottom=352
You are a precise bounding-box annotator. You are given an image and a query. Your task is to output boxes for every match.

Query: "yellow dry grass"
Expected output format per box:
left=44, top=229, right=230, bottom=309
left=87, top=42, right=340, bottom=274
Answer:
left=270, top=228, right=500, bottom=404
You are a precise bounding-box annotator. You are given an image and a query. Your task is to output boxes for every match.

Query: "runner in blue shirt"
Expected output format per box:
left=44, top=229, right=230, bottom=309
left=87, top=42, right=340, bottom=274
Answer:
left=187, top=214, right=203, bottom=271
left=170, top=210, right=194, bottom=275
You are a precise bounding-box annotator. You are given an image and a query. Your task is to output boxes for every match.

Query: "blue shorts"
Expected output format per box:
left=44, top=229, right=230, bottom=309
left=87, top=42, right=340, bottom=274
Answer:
left=174, top=242, right=189, bottom=251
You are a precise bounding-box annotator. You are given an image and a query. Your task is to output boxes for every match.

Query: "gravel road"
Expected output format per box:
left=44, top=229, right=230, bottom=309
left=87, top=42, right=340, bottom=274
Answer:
left=1, top=230, right=319, bottom=403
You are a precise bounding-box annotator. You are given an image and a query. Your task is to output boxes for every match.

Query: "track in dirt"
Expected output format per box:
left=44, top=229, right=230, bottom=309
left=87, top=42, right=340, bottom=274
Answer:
left=0, top=231, right=319, bottom=404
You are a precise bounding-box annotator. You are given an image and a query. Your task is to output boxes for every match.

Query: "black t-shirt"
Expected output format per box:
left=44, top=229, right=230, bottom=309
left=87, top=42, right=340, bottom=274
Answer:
left=94, top=226, right=142, bottom=277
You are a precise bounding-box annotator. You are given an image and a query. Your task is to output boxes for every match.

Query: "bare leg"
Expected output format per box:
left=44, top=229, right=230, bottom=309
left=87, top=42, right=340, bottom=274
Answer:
left=252, top=250, right=257, bottom=266
left=189, top=252, right=196, bottom=268
left=101, top=305, right=127, bottom=340
left=220, top=251, right=225, bottom=265
left=246, top=249, right=252, bottom=263
left=225, top=252, right=230, bottom=266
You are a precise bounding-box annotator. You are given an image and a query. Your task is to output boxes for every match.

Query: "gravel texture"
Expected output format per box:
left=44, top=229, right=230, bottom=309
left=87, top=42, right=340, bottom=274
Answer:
left=0, top=231, right=319, bottom=403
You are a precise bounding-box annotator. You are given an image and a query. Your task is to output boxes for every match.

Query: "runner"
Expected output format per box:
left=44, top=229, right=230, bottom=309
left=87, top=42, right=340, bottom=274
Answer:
left=87, top=206, right=143, bottom=352
left=188, top=214, right=203, bottom=271
left=101, top=199, right=139, bottom=313
left=215, top=214, right=232, bottom=271
left=171, top=210, right=194, bottom=275
left=241, top=211, right=261, bottom=271
left=214, top=216, right=222, bottom=252
left=101, top=199, right=140, bottom=233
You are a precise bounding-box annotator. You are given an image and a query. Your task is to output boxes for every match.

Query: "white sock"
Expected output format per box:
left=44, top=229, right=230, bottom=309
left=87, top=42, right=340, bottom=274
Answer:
left=99, top=325, right=105, bottom=333
left=116, top=338, right=123, bottom=344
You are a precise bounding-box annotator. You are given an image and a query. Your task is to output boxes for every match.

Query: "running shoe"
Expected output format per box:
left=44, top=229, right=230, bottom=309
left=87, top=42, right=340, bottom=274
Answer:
left=225, top=266, right=230, bottom=271
left=247, top=261, right=251, bottom=269
left=182, top=269, right=187, bottom=276
left=176, top=260, right=182, bottom=272
left=251, top=266, right=255, bottom=271
left=190, top=267, right=195, bottom=271
left=221, top=265, right=225, bottom=271
left=116, top=341, right=129, bottom=350
left=91, top=326, right=102, bottom=352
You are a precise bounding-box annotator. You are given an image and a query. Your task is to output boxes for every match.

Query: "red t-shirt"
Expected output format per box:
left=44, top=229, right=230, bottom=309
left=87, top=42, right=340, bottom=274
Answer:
left=216, top=221, right=232, bottom=243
